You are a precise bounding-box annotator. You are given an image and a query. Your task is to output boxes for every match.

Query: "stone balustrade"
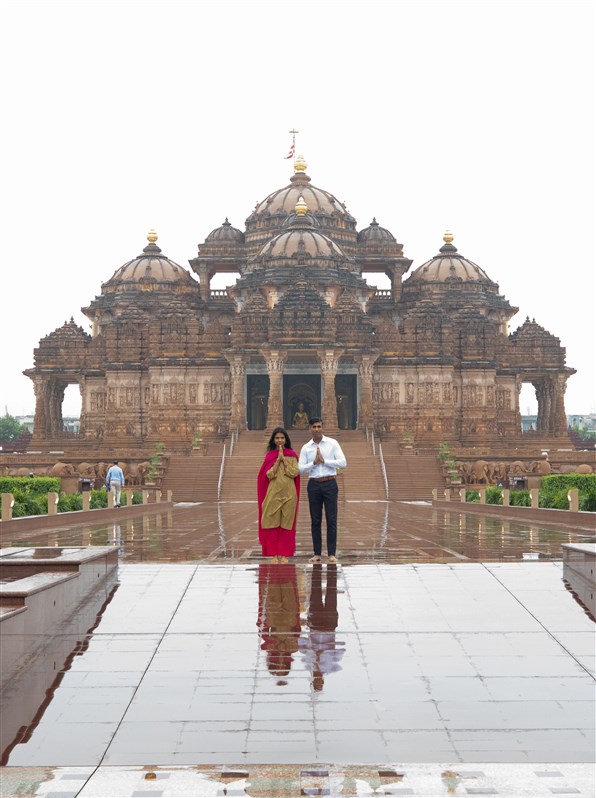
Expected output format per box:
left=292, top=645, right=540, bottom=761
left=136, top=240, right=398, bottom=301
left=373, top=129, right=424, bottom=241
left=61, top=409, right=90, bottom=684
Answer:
left=431, top=486, right=580, bottom=512
left=0, top=489, right=173, bottom=522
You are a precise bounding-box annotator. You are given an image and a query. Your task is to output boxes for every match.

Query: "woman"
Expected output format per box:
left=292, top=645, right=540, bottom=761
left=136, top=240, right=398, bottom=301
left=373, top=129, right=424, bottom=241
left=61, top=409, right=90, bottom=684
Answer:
left=257, top=427, right=300, bottom=562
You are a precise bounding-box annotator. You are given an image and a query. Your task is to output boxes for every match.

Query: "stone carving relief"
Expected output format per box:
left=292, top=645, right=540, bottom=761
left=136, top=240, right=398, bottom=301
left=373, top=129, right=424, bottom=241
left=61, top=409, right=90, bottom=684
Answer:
left=462, top=385, right=483, bottom=407
left=203, top=382, right=231, bottom=404
left=406, top=383, right=415, bottom=403
left=373, top=382, right=398, bottom=403
left=496, top=389, right=511, bottom=409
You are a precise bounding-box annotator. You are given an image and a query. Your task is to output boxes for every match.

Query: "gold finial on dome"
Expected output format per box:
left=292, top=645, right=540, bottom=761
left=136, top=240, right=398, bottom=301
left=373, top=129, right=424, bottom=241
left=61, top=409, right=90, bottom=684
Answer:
left=295, top=195, right=308, bottom=217
left=147, top=229, right=158, bottom=244
left=443, top=230, right=454, bottom=244
left=294, top=154, right=307, bottom=173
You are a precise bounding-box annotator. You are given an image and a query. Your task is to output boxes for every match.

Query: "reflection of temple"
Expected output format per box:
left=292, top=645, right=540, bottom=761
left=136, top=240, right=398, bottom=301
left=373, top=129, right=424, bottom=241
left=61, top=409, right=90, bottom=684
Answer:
left=25, top=155, right=575, bottom=448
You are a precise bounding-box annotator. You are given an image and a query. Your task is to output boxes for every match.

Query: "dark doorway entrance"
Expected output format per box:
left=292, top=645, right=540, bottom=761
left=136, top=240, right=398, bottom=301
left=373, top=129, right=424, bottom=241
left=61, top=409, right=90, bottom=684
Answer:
left=335, top=374, right=357, bottom=429
left=247, top=374, right=270, bottom=430
left=283, top=375, right=321, bottom=430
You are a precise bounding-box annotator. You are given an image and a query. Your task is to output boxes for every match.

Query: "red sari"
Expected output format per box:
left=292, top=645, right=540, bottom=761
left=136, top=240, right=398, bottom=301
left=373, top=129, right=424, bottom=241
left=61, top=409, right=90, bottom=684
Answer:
left=257, top=448, right=301, bottom=557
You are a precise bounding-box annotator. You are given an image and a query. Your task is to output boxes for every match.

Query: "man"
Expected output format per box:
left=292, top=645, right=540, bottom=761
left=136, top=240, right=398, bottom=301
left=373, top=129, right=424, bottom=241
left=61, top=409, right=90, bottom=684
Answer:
left=105, top=460, right=125, bottom=507
left=298, top=418, right=347, bottom=564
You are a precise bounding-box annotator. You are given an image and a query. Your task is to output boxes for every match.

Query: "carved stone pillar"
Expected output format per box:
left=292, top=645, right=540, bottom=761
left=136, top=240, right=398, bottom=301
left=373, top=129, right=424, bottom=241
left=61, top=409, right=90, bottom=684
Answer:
left=226, top=354, right=246, bottom=430
left=536, top=380, right=551, bottom=433
left=33, top=376, right=49, bottom=439
left=191, top=259, right=211, bottom=303
left=261, top=349, right=286, bottom=428
left=553, top=375, right=568, bottom=436
left=358, top=354, right=377, bottom=429
left=318, top=349, right=343, bottom=426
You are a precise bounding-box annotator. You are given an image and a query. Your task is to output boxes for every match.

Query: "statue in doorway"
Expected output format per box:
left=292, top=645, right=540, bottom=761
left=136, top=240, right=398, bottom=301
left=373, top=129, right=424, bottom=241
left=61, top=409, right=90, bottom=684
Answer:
left=337, top=395, right=350, bottom=429
left=292, top=402, right=310, bottom=429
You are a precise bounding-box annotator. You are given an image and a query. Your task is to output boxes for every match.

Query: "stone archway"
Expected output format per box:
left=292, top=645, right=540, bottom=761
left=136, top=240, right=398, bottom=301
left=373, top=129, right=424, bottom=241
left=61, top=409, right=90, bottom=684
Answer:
left=284, top=375, right=321, bottom=430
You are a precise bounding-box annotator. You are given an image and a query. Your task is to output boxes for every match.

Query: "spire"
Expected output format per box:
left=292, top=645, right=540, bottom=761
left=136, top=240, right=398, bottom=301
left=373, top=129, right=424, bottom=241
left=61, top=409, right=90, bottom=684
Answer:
left=295, top=195, right=308, bottom=217
left=147, top=229, right=158, bottom=244
left=294, top=154, right=308, bottom=173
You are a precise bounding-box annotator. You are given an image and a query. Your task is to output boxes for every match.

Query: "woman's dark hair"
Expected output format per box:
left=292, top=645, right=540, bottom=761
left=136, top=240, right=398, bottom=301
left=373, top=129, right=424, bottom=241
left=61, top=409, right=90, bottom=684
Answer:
left=266, top=427, right=292, bottom=451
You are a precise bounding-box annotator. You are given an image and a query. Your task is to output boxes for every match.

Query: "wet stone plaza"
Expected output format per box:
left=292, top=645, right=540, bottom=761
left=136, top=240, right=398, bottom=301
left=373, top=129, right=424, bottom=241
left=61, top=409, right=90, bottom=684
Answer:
left=0, top=500, right=594, bottom=797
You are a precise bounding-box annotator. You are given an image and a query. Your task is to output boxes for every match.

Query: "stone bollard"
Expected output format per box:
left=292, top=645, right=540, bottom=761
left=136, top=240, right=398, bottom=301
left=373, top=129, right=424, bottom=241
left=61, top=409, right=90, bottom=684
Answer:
left=82, top=492, right=91, bottom=512
left=121, top=489, right=131, bottom=507
left=479, top=488, right=486, bottom=505
left=459, top=488, right=467, bottom=503
left=47, top=492, right=59, bottom=515
left=142, top=490, right=149, bottom=505
left=501, top=489, right=510, bottom=506
left=155, top=490, right=162, bottom=503
left=166, top=489, right=173, bottom=503
left=107, top=491, right=115, bottom=509
left=567, top=488, right=579, bottom=512
left=443, top=489, right=451, bottom=502
left=432, top=488, right=438, bottom=501
left=1, top=493, right=15, bottom=522
left=530, top=488, right=539, bottom=509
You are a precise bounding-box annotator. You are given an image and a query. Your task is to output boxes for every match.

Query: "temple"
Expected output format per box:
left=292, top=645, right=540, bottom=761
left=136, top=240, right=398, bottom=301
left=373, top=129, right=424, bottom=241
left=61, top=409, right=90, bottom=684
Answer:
left=25, top=155, right=574, bottom=449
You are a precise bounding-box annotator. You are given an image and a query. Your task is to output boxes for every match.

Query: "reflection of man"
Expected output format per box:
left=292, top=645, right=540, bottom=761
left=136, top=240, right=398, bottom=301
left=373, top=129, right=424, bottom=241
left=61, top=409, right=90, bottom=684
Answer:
left=299, top=564, right=345, bottom=691
left=298, top=418, right=347, bottom=564
left=292, top=402, right=310, bottom=429
left=256, top=563, right=300, bottom=685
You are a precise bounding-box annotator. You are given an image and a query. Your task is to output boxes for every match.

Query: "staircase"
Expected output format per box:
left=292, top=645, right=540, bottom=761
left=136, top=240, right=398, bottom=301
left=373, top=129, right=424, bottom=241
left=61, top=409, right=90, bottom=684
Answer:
left=160, top=445, right=226, bottom=502
left=220, top=429, right=386, bottom=502
left=381, top=449, right=445, bottom=501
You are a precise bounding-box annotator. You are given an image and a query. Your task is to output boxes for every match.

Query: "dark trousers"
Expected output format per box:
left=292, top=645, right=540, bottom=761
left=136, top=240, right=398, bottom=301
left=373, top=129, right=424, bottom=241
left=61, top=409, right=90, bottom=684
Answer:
left=307, top=478, right=339, bottom=556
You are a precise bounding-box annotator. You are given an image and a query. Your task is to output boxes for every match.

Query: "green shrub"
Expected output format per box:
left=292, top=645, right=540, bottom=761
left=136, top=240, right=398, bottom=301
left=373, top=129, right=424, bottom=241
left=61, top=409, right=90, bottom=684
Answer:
left=58, top=493, right=83, bottom=512
left=132, top=490, right=142, bottom=505
left=540, top=474, right=595, bottom=511
left=579, top=488, right=596, bottom=512
left=510, top=489, right=531, bottom=507
left=90, top=489, right=108, bottom=509
left=486, top=487, right=503, bottom=505
left=0, top=476, right=60, bottom=496
left=466, top=490, right=480, bottom=503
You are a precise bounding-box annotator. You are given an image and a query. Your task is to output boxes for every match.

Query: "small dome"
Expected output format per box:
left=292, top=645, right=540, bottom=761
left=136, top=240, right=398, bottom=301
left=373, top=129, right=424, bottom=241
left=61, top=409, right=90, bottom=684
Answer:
left=408, top=233, right=493, bottom=284
left=357, top=218, right=396, bottom=244
left=206, top=218, right=245, bottom=243
left=104, top=233, right=197, bottom=290
left=259, top=226, right=345, bottom=261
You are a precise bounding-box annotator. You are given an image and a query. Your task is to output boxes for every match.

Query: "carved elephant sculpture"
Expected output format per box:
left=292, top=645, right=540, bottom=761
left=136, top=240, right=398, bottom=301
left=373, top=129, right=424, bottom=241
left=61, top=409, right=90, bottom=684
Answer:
left=575, top=464, right=593, bottom=474
left=491, top=462, right=508, bottom=483
left=9, top=467, right=32, bottom=477
left=468, top=460, right=492, bottom=484
left=50, top=462, right=77, bottom=476
left=507, top=460, right=527, bottom=476
left=126, top=461, right=152, bottom=485
left=77, top=462, right=97, bottom=477
left=530, top=460, right=552, bottom=475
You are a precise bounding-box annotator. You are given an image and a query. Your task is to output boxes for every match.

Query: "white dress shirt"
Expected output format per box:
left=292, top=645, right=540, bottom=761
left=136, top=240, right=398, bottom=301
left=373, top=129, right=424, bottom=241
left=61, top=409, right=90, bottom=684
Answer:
left=298, top=435, right=347, bottom=478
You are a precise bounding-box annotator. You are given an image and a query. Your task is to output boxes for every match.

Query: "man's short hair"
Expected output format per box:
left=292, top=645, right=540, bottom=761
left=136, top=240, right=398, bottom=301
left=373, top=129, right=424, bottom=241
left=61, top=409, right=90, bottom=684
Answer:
left=113, top=460, right=118, bottom=464
left=309, top=417, right=322, bottom=426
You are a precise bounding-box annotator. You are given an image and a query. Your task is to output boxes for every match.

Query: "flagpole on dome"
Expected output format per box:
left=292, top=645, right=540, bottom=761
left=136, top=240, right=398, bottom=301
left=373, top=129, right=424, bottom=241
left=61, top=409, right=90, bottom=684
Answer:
left=284, top=128, right=299, bottom=163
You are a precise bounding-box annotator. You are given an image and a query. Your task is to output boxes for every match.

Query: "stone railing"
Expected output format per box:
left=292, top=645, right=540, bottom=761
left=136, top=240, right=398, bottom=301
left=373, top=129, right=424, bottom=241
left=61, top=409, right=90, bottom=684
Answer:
left=1, top=489, right=173, bottom=522
left=432, top=487, right=581, bottom=512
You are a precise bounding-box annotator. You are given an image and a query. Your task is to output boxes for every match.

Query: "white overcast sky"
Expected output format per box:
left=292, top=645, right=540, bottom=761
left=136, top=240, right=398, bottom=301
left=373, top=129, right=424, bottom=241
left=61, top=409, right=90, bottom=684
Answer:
left=1, top=0, right=594, bottom=417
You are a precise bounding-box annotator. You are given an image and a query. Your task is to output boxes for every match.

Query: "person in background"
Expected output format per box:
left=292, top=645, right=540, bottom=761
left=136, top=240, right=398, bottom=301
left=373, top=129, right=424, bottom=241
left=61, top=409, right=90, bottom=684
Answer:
left=298, top=418, right=347, bottom=564
left=105, top=460, right=125, bottom=507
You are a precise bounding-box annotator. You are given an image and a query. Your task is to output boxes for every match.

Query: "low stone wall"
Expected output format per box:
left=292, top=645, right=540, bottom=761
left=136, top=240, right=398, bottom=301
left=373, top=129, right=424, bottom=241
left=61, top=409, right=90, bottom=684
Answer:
left=431, top=497, right=595, bottom=532
left=0, top=498, right=173, bottom=540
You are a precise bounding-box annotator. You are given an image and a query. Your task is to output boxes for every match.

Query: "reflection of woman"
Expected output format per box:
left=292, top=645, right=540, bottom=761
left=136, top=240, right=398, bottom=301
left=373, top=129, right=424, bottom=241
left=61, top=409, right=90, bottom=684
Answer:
left=257, top=563, right=300, bottom=683
left=292, top=402, right=310, bottom=429
left=257, top=427, right=301, bottom=562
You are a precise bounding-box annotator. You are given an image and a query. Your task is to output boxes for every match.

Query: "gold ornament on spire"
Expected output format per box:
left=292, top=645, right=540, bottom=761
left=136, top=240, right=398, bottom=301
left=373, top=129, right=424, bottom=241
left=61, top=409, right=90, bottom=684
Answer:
left=295, top=196, right=308, bottom=217
left=294, top=154, right=307, bottom=173
left=443, top=230, right=454, bottom=244
left=147, top=229, right=158, bottom=244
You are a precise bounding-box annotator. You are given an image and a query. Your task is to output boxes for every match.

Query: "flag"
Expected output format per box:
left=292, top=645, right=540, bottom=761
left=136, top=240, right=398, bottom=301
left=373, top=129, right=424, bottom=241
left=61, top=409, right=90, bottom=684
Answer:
left=284, top=143, right=295, bottom=159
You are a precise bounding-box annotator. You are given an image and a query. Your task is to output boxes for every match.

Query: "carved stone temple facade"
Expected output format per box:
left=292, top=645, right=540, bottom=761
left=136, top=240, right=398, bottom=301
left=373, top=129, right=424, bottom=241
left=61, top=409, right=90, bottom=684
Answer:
left=26, top=156, right=574, bottom=448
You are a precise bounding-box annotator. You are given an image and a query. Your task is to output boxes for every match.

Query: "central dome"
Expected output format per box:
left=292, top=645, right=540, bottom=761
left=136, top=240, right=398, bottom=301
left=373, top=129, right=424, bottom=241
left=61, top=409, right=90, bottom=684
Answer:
left=252, top=170, right=349, bottom=219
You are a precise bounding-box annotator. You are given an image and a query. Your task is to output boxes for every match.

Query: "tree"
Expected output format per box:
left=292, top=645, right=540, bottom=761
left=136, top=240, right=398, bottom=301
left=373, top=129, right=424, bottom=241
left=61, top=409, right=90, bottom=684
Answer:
left=0, top=414, right=26, bottom=440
